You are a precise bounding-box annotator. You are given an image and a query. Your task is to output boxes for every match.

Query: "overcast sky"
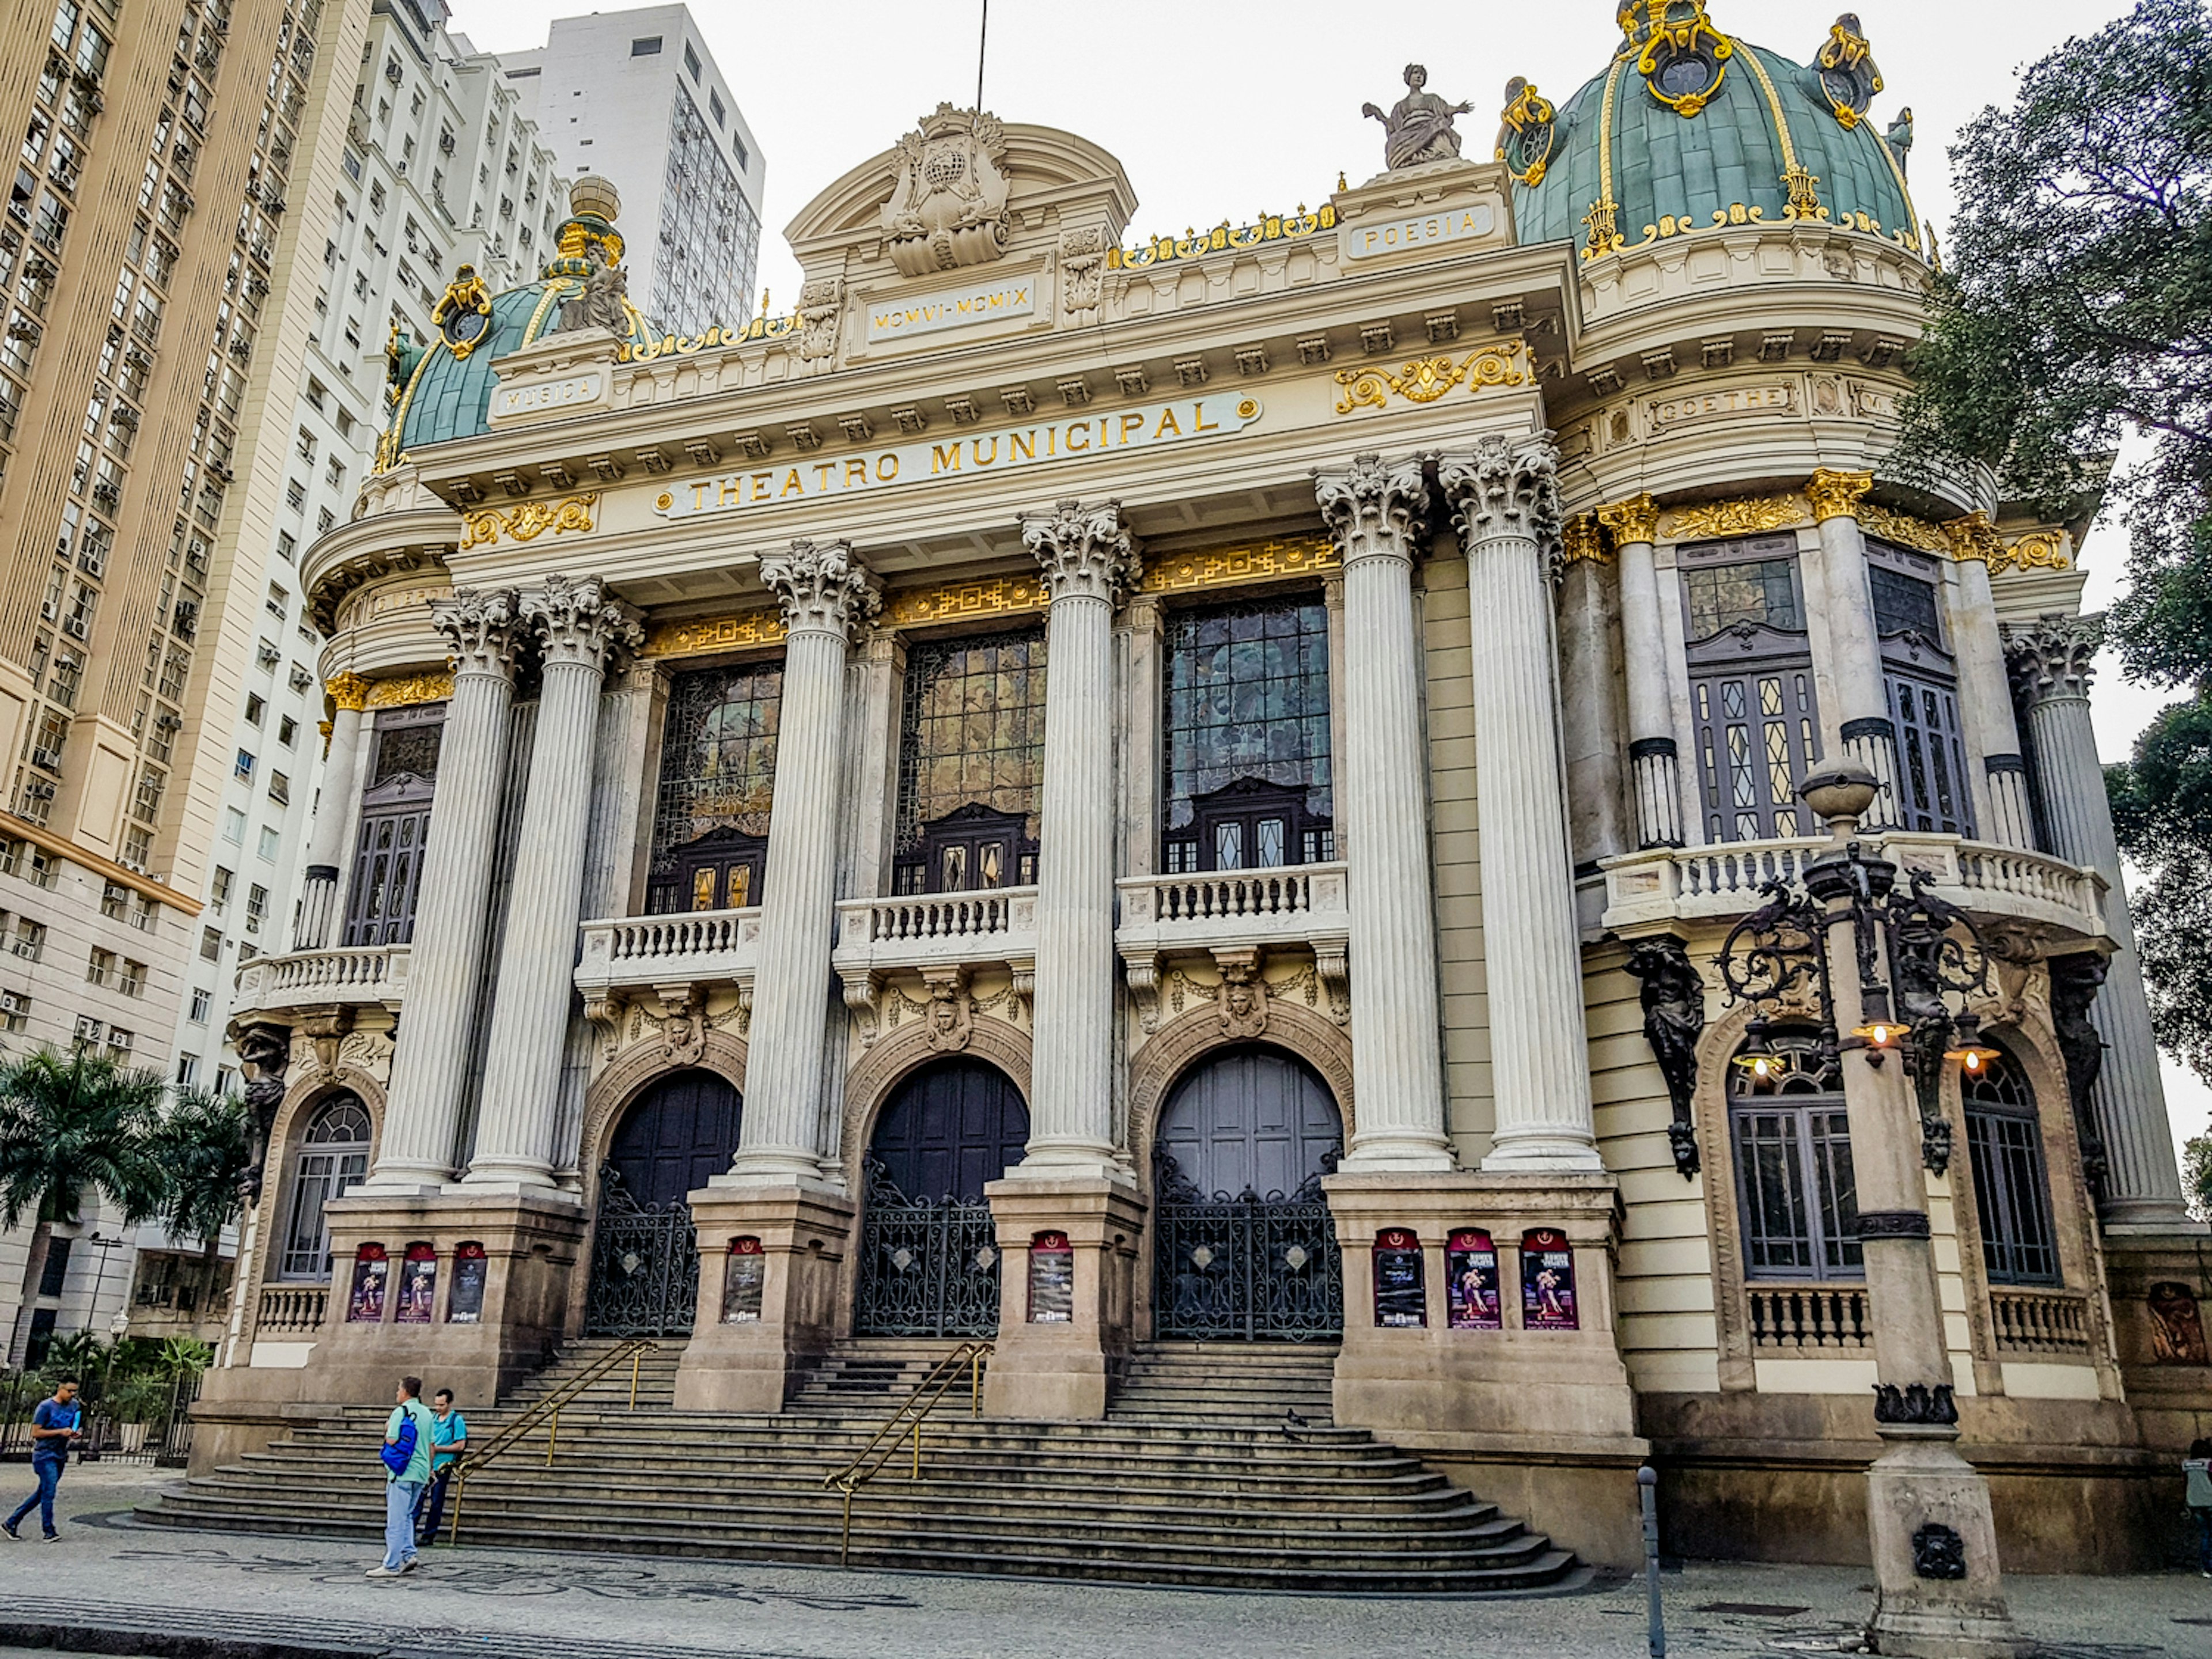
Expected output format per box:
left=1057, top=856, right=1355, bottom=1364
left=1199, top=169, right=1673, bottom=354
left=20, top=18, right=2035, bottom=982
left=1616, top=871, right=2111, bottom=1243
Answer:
left=450, top=0, right=2209, bottom=1165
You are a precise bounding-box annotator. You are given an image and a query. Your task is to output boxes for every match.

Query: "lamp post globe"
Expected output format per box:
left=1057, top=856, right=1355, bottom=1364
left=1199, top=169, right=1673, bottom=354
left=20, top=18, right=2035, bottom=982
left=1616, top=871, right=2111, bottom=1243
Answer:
left=1800, top=761, right=1879, bottom=838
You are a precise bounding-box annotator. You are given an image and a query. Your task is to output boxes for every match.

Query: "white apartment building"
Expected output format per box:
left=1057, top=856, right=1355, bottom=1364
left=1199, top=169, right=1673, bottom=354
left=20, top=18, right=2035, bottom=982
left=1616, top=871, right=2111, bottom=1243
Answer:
left=499, top=3, right=763, bottom=336
left=166, top=0, right=563, bottom=1162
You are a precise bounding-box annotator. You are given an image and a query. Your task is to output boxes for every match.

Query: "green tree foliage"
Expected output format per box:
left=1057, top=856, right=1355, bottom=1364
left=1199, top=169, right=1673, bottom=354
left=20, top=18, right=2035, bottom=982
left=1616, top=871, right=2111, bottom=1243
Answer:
left=1898, top=0, right=2212, bottom=1081
left=146, top=1088, right=253, bottom=1318
left=2186, top=1132, right=2212, bottom=1219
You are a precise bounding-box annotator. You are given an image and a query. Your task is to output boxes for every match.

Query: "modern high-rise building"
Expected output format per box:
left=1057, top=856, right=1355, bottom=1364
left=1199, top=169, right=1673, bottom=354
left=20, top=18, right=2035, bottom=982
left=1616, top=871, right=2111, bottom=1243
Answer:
left=498, top=4, right=763, bottom=336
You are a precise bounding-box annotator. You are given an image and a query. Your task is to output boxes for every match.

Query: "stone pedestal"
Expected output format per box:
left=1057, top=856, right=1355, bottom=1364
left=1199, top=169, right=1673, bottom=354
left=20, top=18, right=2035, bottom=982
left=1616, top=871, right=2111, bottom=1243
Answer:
left=296, top=1188, right=588, bottom=1407
left=675, top=1186, right=856, bottom=1413
left=1323, top=1171, right=1645, bottom=1566
left=1866, top=1440, right=2026, bottom=1659
left=981, top=1176, right=1144, bottom=1420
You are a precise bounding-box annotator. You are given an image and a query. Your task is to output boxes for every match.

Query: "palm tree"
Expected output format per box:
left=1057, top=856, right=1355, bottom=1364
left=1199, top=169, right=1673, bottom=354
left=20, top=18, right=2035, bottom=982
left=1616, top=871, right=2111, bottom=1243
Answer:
left=0, top=1048, right=169, bottom=1365
left=146, top=1088, right=253, bottom=1328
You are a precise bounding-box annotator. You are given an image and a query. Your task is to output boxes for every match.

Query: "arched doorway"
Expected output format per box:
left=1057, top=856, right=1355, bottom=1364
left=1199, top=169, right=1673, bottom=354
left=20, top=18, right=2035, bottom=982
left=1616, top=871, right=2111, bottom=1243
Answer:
left=854, top=1057, right=1028, bottom=1338
left=1152, top=1044, right=1343, bottom=1341
left=584, top=1069, right=743, bottom=1336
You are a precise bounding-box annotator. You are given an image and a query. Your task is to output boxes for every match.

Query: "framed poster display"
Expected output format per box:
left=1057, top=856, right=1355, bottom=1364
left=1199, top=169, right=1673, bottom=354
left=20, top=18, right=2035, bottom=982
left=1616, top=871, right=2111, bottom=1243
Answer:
left=395, top=1243, right=437, bottom=1323
left=346, top=1243, right=388, bottom=1323
left=447, top=1242, right=488, bottom=1324
left=1027, top=1230, right=1074, bottom=1324
left=1521, top=1228, right=1579, bottom=1331
left=1371, top=1228, right=1426, bottom=1327
left=1445, top=1229, right=1502, bottom=1330
left=722, top=1236, right=766, bottom=1323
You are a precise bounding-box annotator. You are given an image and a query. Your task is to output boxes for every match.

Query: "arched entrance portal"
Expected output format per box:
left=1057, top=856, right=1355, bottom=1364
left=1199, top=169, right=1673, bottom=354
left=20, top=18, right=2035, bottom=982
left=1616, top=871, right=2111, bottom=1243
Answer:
left=854, top=1058, right=1029, bottom=1338
left=584, top=1069, right=743, bottom=1336
left=1153, top=1044, right=1344, bottom=1341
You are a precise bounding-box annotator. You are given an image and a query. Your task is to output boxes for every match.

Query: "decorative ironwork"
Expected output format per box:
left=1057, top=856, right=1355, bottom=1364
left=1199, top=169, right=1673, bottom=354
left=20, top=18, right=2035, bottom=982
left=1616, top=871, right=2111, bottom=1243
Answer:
left=1151, top=1151, right=1343, bottom=1342
left=1911, top=1522, right=1967, bottom=1580
left=584, top=1166, right=700, bottom=1337
left=1873, top=1381, right=1958, bottom=1427
left=853, top=1160, right=1002, bottom=1339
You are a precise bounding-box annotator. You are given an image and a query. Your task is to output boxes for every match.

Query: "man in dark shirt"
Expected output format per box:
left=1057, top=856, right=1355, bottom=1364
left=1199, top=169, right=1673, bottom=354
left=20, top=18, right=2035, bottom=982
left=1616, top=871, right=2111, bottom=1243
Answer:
left=4, top=1377, right=80, bottom=1541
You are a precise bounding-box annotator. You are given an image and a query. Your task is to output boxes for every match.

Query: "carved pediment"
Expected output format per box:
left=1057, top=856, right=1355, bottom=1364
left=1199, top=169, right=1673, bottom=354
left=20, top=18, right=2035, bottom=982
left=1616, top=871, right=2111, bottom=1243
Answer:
left=877, top=105, right=1014, bottom=277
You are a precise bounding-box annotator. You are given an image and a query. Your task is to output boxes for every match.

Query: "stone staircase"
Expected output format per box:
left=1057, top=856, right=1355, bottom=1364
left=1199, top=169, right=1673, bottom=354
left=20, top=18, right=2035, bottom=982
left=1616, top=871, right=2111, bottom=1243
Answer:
left=134, top=1338, right=1584, bottom=1594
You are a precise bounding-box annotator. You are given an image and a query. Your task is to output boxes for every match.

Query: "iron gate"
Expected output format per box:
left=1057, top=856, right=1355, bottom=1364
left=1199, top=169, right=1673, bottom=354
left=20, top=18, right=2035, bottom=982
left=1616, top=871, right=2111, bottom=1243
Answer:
left=1152, top=1155, right=1343, bottom=1340
left=853, top=1161, right=1002, bottom=1338
left=584, top=1165, right=700, bottom=1337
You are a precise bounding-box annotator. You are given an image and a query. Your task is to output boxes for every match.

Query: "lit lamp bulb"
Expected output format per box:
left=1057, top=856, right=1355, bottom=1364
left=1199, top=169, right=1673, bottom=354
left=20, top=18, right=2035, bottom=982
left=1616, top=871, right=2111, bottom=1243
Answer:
left=1950, top=1043, right=2002, bottom=1078
left=1853, top=1019, right=1904, bottom=1050
left=1732, top=1051, right=1790, bottom=1085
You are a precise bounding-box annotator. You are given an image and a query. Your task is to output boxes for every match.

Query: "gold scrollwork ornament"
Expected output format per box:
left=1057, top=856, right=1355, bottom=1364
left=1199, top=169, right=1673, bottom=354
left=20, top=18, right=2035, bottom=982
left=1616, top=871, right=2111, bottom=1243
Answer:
left=1332, top=344, right=1528, bottom=415
left=1661, top=494, right=1808, bottom=541
left=458, top=491, right=600, bottom=551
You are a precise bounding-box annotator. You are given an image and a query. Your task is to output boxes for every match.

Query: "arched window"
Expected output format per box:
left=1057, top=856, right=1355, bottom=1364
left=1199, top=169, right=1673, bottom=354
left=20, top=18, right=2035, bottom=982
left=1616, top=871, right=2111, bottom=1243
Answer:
left=1728, top=1030, right=1861, bottom=1280
left=1962, top=1047, right=2059, bottom=1285
left=278, top=1093, right=371, bottom=1281
left=1680, top=534, right=1821, bottom=842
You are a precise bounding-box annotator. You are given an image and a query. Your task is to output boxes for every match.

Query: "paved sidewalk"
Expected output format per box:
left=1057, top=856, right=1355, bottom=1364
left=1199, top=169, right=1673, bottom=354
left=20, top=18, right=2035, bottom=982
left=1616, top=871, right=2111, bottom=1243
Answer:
left=0, top=1465, right=2202, bottom=1658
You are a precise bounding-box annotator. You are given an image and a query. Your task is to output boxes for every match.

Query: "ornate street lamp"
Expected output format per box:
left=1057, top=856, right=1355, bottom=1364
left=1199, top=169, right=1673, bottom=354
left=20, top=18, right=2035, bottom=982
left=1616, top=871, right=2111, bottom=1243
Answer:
left=1717, top=766, right=1995, bottom=1178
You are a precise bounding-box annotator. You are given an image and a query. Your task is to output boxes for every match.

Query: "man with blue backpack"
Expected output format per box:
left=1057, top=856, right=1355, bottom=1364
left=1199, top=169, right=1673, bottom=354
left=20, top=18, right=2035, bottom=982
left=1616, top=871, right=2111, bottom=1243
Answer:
left=368, top=1376, right=435, bottom=1578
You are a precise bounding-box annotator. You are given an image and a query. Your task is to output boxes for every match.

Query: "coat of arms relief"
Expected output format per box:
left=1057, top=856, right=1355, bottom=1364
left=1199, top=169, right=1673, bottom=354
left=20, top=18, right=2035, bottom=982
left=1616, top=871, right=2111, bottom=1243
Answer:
left=879, top=104, right=1013, bottom=277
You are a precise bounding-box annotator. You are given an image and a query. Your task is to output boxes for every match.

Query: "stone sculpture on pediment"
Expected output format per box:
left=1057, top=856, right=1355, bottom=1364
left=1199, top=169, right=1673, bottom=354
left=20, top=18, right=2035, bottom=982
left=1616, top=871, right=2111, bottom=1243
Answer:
left=554, top=260, right=629, bottom=335
left=880, top=104, right=1013, bottom=277
left=1363, top=64, right=1473, bottom=172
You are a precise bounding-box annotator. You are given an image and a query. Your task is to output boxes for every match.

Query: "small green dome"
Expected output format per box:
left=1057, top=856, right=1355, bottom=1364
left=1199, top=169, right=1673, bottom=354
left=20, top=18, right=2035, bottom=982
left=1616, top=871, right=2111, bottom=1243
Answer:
left=1505, top=6, right=1922, bottom=262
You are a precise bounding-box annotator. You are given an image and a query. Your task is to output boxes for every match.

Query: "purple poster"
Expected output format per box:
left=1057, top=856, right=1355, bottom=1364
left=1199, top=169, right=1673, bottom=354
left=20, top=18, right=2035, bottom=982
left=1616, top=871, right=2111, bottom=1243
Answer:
left=1521, top=1228, right=1578, bottom=1331
left=1445, top=1229, right=1502, bottom=1331
left=395, top=1245, right=436, bottom=1324
left=347, top=1244, right=388, bottom=1323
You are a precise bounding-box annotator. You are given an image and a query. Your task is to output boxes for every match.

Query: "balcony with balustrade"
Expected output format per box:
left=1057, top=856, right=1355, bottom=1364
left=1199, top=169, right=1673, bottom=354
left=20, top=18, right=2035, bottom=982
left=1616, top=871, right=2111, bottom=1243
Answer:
left=1600, top=832, right=2108, bottom=947
left=831, top=888, right=1039, bottom=1038
left=574, top=908, right=763, bottom=1021
left=1115, top=863, right=1350, bottom=1032
left=231, top=945, right=410, bottom=1024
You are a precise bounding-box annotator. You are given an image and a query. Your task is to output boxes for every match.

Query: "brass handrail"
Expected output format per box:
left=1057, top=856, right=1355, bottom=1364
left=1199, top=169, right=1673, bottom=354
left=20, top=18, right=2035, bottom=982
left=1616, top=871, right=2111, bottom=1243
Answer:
left=821, top=1341, right=992, bottom=1567
left=444, top=1337, right=657, bottom=1546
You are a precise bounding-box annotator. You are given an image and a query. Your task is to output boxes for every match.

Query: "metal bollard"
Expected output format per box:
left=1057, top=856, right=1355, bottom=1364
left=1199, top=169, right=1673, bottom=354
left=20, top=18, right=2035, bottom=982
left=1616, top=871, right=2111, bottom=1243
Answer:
left=1639, top=1464, right=1666, bottom=1658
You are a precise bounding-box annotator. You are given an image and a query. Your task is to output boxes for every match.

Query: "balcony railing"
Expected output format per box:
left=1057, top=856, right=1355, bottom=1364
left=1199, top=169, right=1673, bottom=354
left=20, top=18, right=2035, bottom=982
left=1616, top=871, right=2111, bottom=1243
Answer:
left=1118, top=863, right=1349, bottom=949
left=256, top=1285, right=327, bottom=1335
left=834, top=887, right=1037, bottom=971
left=1989, top=1286, right=2091, bottom=1353
left=1602, top=833, right=2106, bottom=941
left=232, top=945, right=409, bottom=1020
left=575, top=908, right=762, bottom=1003
left=1747, top=1282, right=1871, bottom=1351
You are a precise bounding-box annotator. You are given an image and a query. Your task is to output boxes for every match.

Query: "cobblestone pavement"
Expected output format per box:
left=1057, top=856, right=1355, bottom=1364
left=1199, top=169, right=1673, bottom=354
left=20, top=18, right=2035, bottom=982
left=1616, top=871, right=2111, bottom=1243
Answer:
left=0, top=1464, right=2200, bottom=1658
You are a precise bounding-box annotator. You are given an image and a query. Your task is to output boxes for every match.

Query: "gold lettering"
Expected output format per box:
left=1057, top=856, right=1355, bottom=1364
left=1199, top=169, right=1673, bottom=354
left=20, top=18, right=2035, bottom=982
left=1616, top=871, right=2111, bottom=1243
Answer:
left=691, top=482, right=712, bottom=510
left=1192, top=402, right=1218, bottom=433
left=717, top=477, right=740, bottom=507
left=974, top=436, right=998, bottom=465
left=844, top=459, right=869, bottom=487
left=1154, top=407, right=1182, bottom=437
left=1010, top=431, right=1035, bottom=462
left=781, top=469, right=802, bottom=497
left=1120, top=414, right=1146, bottom=445
left=1065, top=422, right=1090, bottom=452
left=814, top=463, right=835, bottom=491
left=932, top=442, right=962, bottom=474
left=876, top=453, right=899, bottom=481
left=752, top=472, right=774, bottom=499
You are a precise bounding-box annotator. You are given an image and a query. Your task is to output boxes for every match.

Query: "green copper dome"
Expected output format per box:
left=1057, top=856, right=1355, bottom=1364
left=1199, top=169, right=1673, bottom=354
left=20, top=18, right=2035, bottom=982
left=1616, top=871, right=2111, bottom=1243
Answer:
left=1503, top=5, right=1922, bottom=263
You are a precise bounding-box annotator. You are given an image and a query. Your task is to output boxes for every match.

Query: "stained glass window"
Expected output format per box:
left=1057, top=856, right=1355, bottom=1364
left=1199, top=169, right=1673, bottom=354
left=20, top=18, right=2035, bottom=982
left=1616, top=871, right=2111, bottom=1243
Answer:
left=895, top=628, right=1046, bottom=893
left=1729, top=1032, right=1862, bottom=1279
left=649, top=662, right=781, bottom=913
left=343, top=708, right=441, bottom=946
left=1683, top=557, right=1801, bottom=640
left=1963, top=1050, right=2059, bottom=1286
left=1870, top=565, right=1942, bottom=639
left=280, top=1093, right=371, bottom=1280
left=1162, top=599, right=1333, bottom=872
left=1683, top=537, right=1818, bottom=843
left=1891, top=673, right=1972, bottom=836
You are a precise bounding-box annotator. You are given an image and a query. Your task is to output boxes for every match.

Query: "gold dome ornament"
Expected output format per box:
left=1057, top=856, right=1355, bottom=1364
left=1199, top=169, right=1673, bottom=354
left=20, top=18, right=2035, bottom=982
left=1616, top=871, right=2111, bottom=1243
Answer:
left=1813, top=12, right=1884, bottom=130
left=1495, top=78, right=1558, bottom=187
left=1621, top=0, right=1735, bottom=118
left=432, top=266, right=494, bottom=358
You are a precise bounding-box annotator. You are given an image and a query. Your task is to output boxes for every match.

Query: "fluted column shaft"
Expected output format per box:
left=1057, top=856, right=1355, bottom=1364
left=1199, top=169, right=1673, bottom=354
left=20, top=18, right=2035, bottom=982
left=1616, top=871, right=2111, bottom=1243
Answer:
left=293, top=674, right=370, bottom=949
left=465, top=577, right=641, bottom=1190
left=1599, top=495, right=1684, bottom=849
left=1442, top=439, right=1602, bottom=1172
left=369, top=591, right=522, bottom=1188
left=1806, top=472, right=1902, bottom=828
left=1313, top=456, right=1452, bottom=1171
left=1949, top=546, right=2036, bottom=849
left=726, top=541, right=877, bottom=1185
left=2008, top=614, right=2190, bottom=1229
left=1016, top=500, right=1137, bottom=1174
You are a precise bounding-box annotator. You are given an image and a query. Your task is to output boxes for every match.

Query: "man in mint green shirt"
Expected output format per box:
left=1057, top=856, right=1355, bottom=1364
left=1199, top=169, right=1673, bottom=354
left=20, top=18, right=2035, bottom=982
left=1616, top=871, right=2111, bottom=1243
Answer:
left=368, top=1376, right=434, bottom=1578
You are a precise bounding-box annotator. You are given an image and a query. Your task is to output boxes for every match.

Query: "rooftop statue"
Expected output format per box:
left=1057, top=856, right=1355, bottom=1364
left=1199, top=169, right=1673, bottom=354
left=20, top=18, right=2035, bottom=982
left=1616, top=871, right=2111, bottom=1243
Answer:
left=554, top=259, right=630, bottom=335
left=879, top=104, right=1013, bottom=278
left=1363, top=64, right=1473, bottom=172
left=1886, top=107, right=1915, bottom=175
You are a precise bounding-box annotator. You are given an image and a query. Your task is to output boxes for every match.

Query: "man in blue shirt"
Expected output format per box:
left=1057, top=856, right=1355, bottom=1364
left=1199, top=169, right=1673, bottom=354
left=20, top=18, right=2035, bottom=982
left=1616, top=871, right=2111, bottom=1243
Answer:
left=4, top=1377, right=80, bottom=1541
left=414, top=1388, right=467, bottom=1545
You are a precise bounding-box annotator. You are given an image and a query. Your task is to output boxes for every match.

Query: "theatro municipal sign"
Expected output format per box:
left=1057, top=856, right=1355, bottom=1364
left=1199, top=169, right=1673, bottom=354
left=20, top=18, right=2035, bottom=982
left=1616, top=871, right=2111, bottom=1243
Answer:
left=650, top=393, right=1264, bottom=521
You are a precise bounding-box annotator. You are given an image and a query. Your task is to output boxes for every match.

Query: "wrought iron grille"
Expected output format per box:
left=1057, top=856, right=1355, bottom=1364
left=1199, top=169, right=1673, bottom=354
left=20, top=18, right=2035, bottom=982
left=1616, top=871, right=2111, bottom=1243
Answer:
left=584, top=1166, right=700, bottom=1337
left=853, top=1161, right=1002, bottom=1338
left=1151, top=1156, right=1343, bottom=1341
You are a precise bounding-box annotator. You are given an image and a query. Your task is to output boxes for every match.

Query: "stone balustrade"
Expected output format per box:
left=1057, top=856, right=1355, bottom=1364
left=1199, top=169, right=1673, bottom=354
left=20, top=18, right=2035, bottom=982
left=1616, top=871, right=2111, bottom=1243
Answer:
left=255, top=1285, right=328, bottom=1335
left=1601, top=833, right=2107, bottom=943
left=1988, top=1286, right=2091, bottom=1354
left=1114, top=863, right=1351, bottom=1033
left=231, top=946, right=411, bottom=1021
left=830, top=887, right=1040, bottom=1048
left=1747, top=1282, right=1871, bottom=1351
left=574, top=908, right=763, bottom=1006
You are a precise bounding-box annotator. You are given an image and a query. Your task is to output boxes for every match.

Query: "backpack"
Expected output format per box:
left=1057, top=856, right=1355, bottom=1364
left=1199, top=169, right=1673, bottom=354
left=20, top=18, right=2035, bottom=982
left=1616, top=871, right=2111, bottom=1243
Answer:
left=380, top=1407, right=419, bottom=1476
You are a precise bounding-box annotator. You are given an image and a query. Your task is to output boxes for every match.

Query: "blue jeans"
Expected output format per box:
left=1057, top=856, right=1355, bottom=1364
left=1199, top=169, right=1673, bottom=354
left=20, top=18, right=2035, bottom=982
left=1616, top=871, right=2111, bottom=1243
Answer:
left=8, top=1456, right=65, bottom=1537
left=2195, top=1508, right=2212, bottom=1573
left=383, top=1478, right=424, bottom=1570
left=415, top=1468, right=452, bottom=1542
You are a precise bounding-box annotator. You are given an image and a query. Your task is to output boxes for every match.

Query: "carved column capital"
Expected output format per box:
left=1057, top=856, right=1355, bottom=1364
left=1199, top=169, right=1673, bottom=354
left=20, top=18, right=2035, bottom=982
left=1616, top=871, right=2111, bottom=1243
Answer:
left=1945, top=510, right=2003, bottom=568
left=760, top=538, right=882, bottom=639
left=429, top=586, right=525, bottom=679
left=2003, top=611, right=2104, bottom=703
left=1438, top=434, right=1565, bottom=577
left=1560, top=514, right=1609, bottom=567
left=1020, top=498, right=1142, bottom=604
left=325, top=671, right=372, bottom=712
left=1596, top=491, right=1660, bottom=546
left=524, top=572, right=644, bottom=672
left=1312, top=452, right=1431, bottom=566
left=1805, top=467, right=1875, bottom=522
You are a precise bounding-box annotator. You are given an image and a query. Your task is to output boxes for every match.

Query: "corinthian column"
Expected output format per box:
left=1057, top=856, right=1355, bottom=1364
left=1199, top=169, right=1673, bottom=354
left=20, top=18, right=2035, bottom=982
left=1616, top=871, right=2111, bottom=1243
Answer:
left=1014, top=499, right=1138, bottom=1176
left=1806, top=469, right=1902, bottom=827
left=2006, top=613, right=2191, bottom=1231
left=464, top=575, right=642, bottom=1190
left=1312, top=455, right=1452, bottom=1171
left=294, top=672, right=370, bottom=948
left=368, top=591, right=523, bottom=1190
left=1598, top=493, right=1684, bottom=849
left=1945, top=516, right=2037, bottom=849
left=725, top=540, right=878, bottom=1185
left=1441, top=437, right=1602, bottom=1172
